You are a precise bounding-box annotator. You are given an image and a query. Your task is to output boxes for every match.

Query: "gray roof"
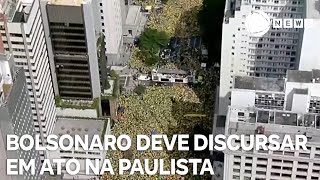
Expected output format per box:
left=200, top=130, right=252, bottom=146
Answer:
left=234, top=76, right=285, bottom=92
left=126, top=6, right=140, bottom=25
left=287, top=70, right=313, bottom=83
left=227, top=107, right=320, bottom=143
left=156, top=69, right=187, bottom=75
left=312, top=69, right=320, bottom=82
left=54, top=116, right=107, bottom=141
left=293, top=88, right=308, bottom=95
left=287, top=69, right=320, bottom=83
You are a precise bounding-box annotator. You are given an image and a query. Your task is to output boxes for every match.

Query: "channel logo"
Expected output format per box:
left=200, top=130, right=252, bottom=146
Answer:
left=245, top=10, right=271, bottom=36
left=245, top=10, right=314, bottom=36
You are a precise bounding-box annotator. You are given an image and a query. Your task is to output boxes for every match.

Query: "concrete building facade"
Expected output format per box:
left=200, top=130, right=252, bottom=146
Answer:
left=298, top=0, right=320, bottom=71
left=0, top=0, right=57, bottom=158
left=0, top=54, right=42, bottom=180
left=219, top=0, right=311, bottom=116
left=98, top=0, right=147, bottom=66
left=48, top=116, right=111, bottom=180
left=99, top=0, right=123, bottom=55
left=224, top=70, right=320, bottom=180
left=41, top=0, right=102, bottom=100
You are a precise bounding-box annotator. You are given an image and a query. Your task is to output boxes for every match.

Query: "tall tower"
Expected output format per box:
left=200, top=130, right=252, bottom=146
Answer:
left=0, top=53, right=42, bottom=180
left=99, top=0, right=124, bottom=65
left=41, top=0, right=103, bottom=100
left=219, top=0, right=305, bottom=116
left=0, top=0, right=57, bottom=159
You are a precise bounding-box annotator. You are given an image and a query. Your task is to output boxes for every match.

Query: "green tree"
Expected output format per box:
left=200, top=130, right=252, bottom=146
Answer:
left=134, top=85, right=146, bottom=95
left=138, top=28, right=169, bottom=66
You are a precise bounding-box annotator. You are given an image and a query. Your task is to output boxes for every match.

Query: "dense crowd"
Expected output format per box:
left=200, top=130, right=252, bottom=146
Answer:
left=103, top=0, right=218, bottom=179
left=148, top=0, right=202, bottom=37
left=103, top=86, right=211, bottom=180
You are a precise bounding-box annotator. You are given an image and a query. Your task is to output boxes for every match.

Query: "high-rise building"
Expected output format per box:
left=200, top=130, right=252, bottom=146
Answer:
left=99, top=0, right=123, bottom=60
left=0, top=0, right=57, bottom=158
left=40, top=0, right=105, bottom=100
left=98, top=0, right=147, bottom=66
left=0, top=53, right=42, bottom=180
left=224, top=69, right=320, bottom=180
left=219, top=0, right=308, bottom=116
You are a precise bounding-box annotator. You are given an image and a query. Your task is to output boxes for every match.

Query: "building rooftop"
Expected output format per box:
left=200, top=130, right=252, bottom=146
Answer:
left=293, top=88, right=308, bottom=95
left=287, top=69, right=320, bottom=83
left=227, top=107, right=320, bottom=142
left=12, top=11, right=25, bottom=22
left=154, top=68, right=188, bottom=75
left=306, top=0, right=320, bottom=18
left=234, top=76, right=285, bottom=92
left=126, top=5, right=141, bottom=25
left=54, top=116, right=108, bottom=141
left=49, top=0, right=85, bottom=6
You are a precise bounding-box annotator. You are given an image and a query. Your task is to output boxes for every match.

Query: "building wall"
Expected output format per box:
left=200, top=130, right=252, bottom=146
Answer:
left=48, top=118, right=111, bottom=179
left=299, top=20, right=320, bottom=71
left=83, top=2, right=101, bottom=98
left=298, top=0, right=320, bottom=71
left=224, top=107, right=320, bottom=180
left=219, top=2, right=252, bottom=116
left=43, top=3, right=101, bottom=99
left=0, top=69, right=42, bottom=180
left=99, top=0, right=123, bottom=54
left=1, top=0, right=57, bottom=159
left=219, top=0, right=305, bottom=115
left=224, top=72, right=320, bottom=180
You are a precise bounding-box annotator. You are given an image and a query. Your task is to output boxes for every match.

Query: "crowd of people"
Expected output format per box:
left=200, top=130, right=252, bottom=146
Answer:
left=103, top=86, right=210, bottom=180
left=103, top=0, right=218, bottom=179
left=147, top=0, right=202, bottom=37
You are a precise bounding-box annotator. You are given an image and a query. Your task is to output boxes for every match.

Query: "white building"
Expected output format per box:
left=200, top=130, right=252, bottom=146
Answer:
left=98, top=0, right=147, bottom=66
left=0, top=0, right=56, bottom=158
left=224, top=69, right=320, bottom=180
left=298, top=0, right=320, bottom=71
left=48, top=116, right=111, bottom=180
left=219, top=0, right=309, bottom=116
left=99, top=0, right=123, bottom=64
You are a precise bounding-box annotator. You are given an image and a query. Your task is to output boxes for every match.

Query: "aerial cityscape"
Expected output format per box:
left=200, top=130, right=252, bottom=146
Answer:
left=0, top=0, right=319, bottom=179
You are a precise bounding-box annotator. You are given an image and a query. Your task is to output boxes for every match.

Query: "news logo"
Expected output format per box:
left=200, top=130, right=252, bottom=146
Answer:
left=245, top=10, right=314, bottom=36
left=245, top=10, right=271, bottom=36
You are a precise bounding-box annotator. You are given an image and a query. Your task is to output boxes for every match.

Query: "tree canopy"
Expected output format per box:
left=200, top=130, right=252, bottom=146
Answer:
left=138, top=28, right=169, bottom=66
